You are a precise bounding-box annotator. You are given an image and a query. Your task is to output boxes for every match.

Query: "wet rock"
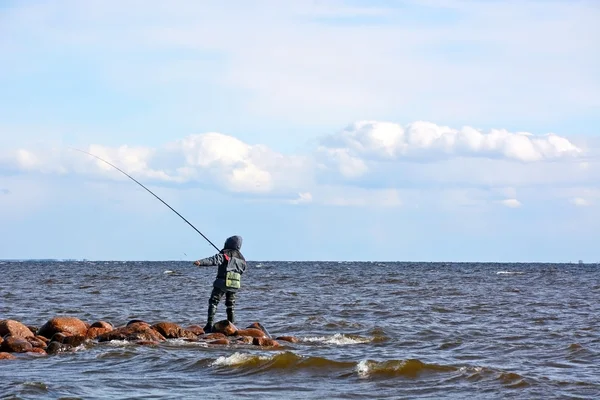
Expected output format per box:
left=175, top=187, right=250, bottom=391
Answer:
left=50, top=333, right=68, bottom=343
left=35, top=335, right=50, bottom=344
left=46, top=341, right=72, bottom=355
left=27, top=347, right=47, bottom=356
left=90, top=321, right=113, bottom=330
left=275, top=336, right=299, bottom=343
left=27, top=326, right=39, bottom=335
left=0, top=337, right=3, bottom=347
left=185, top=325, right=205, bottom=336
left=236, top=328, right=267, bottom=338
left=202, top=332, right=226, bottom=340
left=252, top=337, right=280, bottom=347
left=38, top=316, right=88, bottom=339
left=0, top=336, right=33, bottom=353
left=63, top=334, right=86, bottom=347
left=0, top=352, right=16, bottom=360
left=208, top=338, right=230, bottom=345
left=126, top=320, right=149, bottom=327
left=135, top=340, right=160, bottom=346
left=0, top=320, right=34, bottom=338
left=97, top=324, right=165, bottom=343
left=151, top=322, right=198, bottom=340
left=26, top=336, right=48, bottom=349
left=246, top=322, right=271, bottom=338
left=234, top=336, right=254, bottom=345
left=86, top=327, right=113, bottom=340
left=212, top=320, right=237, bottom=336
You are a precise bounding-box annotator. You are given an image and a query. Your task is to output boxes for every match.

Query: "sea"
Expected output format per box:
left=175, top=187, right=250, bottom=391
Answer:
left=0, top=260, right=599, bottom=399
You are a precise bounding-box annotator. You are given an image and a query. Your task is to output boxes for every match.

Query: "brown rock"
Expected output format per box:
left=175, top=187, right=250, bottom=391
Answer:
left=0, top=320, right=34, bottom=338
left=0, top=352, right=16, bottom=360
left=126, top=320, right=149, bottom=327
left=35, top=335, right=50, bottom=344
left=275, top=336, right=299, bottom=343
left=25, top=336, right=47, bottom=349
left=234, top=336, right=254, bottom=344
left=208, top=338, right=230, bottom=345
left=212, top=320, right=237, bottom=336
left=38, top=316, right=88, bottom=339
left=0, top=336, right=33, bottom=353
left=236, top=328, right=266, bottom=338
left=50, top=333, right=68, bottom=343
left=27, top=326, right=38, bottom=335
left=202, top=332, right=226, bottom=340
left=185, top=325, right=205, bottom=336
left=135, top=340, right=160, bottom=346
left=27, top=347, right=47, bottom=356
left=0, top=337, right=3, bottom=347
left=97, top=324, right=165, bottom=343
left=63, top=334, right=86, bottom=347
left=90, top=321, right=113, bottom=329
left=246, top=322, right=271, bottom=338
left=252, top=337, right=280, bottom=347
left=151, top=322, right=198, bottom=340
left=86, top=327, right=112, bottom=340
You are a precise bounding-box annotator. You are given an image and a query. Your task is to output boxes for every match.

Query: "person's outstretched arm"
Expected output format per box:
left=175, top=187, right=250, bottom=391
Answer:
left=194, top=253, right=225, bottom=267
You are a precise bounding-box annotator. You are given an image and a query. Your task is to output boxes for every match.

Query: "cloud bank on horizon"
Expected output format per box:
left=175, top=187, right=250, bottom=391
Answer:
left=0, top=0, right=599, bottom=261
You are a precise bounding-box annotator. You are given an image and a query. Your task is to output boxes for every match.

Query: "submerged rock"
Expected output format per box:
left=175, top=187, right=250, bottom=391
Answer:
left=185, top=325, right=205, bottom=336
left=0, top=320, right=34, bottom=338
left=252, top=337, right=280, bottom=347
left=97, top=323, right=165, bottom=343
left=38, top=316, right=88, bottom=339
left=86, top=327, right=113, bottom=340
left=275, top=336, right=299, bottom=343
left=236, top=328, right=267, bottom=338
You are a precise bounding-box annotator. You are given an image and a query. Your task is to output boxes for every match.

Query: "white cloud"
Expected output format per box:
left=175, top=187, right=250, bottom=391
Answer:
left=290, top=192, right=313, bottom=205
left=319, top=121, right=582, bottom=164
left=570, top=197, right=591, bottom=207
left=500, top=199, right=522, bottom=208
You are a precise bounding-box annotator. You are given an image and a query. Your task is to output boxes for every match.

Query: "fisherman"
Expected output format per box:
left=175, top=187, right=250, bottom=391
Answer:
left=193, top=235, right=247, bottom=333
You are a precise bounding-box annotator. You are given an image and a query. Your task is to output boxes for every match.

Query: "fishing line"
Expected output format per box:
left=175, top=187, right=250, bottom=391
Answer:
left=70, top=147, right=220, bottom=252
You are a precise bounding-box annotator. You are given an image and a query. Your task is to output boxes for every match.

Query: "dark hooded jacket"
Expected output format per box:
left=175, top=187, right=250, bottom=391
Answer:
left=195, top=235, right=247, bottom=292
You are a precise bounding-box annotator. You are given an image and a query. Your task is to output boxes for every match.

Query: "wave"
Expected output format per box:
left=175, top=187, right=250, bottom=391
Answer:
left=497, top=271, right=525, bottom=275
left=301, top=333, right=371, bottom=345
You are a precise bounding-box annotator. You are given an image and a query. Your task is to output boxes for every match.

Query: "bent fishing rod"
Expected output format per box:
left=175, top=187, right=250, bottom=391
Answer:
left=70, top=147, right=220, bottom=252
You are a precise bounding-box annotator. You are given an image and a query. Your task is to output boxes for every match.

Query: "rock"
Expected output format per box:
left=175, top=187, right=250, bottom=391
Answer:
left=246, top=322, right=272, bottom=338
left=135, top=340, right=159, bottom=346
left=212, top=320, right=237, bottom=336
left=50, top=333, right=68, bottom=343
left=90, top=321, right=113, bottom=329
left=0, top=337, right=3, bottom=347
left=0, top=352, right=17, bottom=360
left=28, top=326, right=39, bottom=335
left=208, top=338, right=230, bottom=345
left=25, top=336, right=48, bottom=349
left=234, top=336, right=254, bottom=344
left=38, top=317, right=88, bottom=339
left=151, top=322, right=198, bottom=340
left=0, top=336, right=33, bottom=353
left=126, top=320, right=149, bottom=327
left=26, top=347, right=47, bottom=356
left=97, top=324, right=165, bottom=343
left=202, top=332, right=226, bottom=340
left=236, top=328, right=266, bottom=338
left=275, top=336, right=299, bottom=343
left=185, top=325, right=205, bottom=336
left=35, top=335, right=50, bottom=344
left=46, top=341, right=72, bottom=355
left=0, top=320, right=34, bottom=338
left=252, top=337, right=280, bottom=347
left=63, top=334, right=86, bottom=347
left=86, top=327, right=112, bottom=340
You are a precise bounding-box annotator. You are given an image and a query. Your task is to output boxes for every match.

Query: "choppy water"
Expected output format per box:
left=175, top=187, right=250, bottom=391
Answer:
left=1, top=261, right=599, bottom=399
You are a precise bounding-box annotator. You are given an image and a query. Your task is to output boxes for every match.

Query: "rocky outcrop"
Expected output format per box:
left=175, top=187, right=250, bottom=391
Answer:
left=38, top=317, right=88, bottom=339
left=212, top=320, right=237, bottom=336
left=151, top=322, right=198, bottom=340
left=0, top=336, right=33, bottom=353
left=0, top=320, right=34, bottom=338
left=97, top=321, right=166, bottom=343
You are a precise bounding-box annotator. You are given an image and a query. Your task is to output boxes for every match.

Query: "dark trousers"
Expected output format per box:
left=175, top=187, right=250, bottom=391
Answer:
left=207, top=286, right=236, bottom=322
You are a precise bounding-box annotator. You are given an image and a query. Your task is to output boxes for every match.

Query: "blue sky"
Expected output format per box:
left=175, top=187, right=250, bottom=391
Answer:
left=1, top=0, right=599, bottom=262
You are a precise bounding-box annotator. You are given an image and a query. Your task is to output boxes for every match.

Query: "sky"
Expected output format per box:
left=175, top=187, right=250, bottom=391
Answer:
left=1, top=0, right=599, bottom=262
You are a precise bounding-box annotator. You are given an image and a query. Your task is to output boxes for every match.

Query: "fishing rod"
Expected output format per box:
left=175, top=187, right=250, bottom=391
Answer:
left=70, top=147, right=220, bottom=252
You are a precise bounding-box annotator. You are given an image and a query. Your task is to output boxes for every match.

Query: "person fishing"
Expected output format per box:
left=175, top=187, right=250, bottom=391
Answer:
left=193, top=235, right=247, bottom=333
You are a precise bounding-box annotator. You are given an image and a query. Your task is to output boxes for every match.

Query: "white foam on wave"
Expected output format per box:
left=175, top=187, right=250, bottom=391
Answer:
left=210, top=352, right=270, bottom=367
left=302, top=333, right=371, bottom=345
left=356, top=360, right=370, bottom=377
left=163, top=270, right=174, bottom=274
left=497, top=271, right=524, bottom=275
left=106, top=340, right=134, bottom=346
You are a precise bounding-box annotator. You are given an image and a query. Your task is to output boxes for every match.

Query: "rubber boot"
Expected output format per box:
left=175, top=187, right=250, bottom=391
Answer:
left=204, top=304, right=216, bottom=333
left=226, top=308, right=235, bottom=324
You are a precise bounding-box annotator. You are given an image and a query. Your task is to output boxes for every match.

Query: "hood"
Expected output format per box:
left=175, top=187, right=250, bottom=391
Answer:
left=223, top=235, right=243, bottom=251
